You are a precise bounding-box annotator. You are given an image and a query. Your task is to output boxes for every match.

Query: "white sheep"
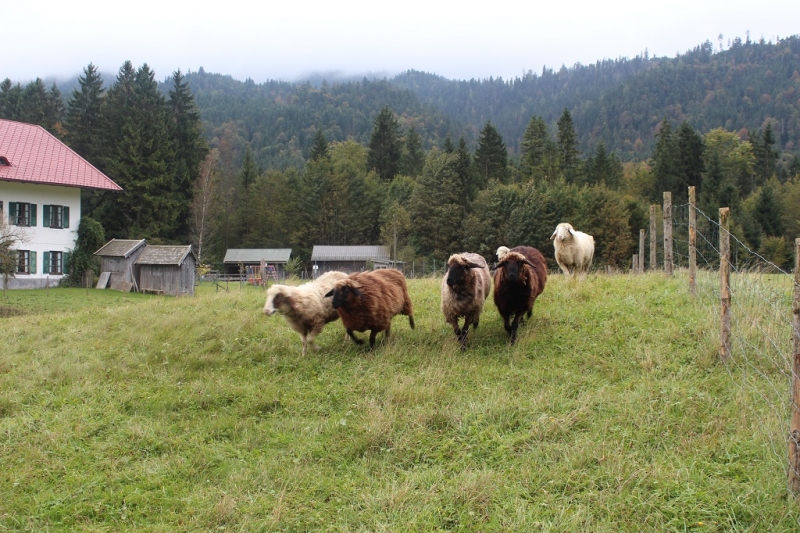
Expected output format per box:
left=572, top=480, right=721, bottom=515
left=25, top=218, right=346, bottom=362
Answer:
left=550, top=222, right=595, bottom=278
left=263, top=271, right=348, bottom=356
left=496, top=246, right=510, bottom=261
left=441, top=253, right=492, bottom=349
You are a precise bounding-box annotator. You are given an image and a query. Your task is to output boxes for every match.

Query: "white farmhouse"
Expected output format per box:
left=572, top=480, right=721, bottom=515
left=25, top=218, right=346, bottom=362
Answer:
left=0, top=119, right=122, bottom=289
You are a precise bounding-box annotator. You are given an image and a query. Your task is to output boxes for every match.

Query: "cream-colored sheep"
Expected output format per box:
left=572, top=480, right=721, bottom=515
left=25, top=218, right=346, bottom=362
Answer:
left=264, top=271, right=348, bottom=356
left=550, top=222, right=595, bottom=278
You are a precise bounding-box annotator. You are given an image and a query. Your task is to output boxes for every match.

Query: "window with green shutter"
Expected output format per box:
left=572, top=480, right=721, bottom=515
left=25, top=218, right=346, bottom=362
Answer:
left=43, top=252, right=50, bottom=274
left=42, top=205, right=69, bottom=229
left=43, top=205, right=51, bottom=227
left=30, top=251, right=37, bottom=274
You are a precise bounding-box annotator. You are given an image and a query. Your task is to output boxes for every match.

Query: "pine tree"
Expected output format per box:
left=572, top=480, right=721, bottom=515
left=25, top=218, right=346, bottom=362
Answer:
left=309, top=127, right=329, bottom=162
left=473, top=121, right=507, bottom=185
left=65, top=63, right=105, bottom=164
left=401, top=126, right=425, bottom=177
left=521, top=115, right=554, bottom=180
left=367, top=106, right=401, bottom=182
left=755, top=181, right=783, bottom=237
left=556, top=108, right=581, bottom=182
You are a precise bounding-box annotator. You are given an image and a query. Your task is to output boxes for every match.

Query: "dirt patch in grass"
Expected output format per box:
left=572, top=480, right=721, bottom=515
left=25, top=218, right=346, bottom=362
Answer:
left=0, top=306, right=26, bottom=318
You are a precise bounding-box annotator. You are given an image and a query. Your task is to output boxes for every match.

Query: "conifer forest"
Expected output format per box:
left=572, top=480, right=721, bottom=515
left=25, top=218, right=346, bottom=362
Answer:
left=2, top=35, right=800, bottom=273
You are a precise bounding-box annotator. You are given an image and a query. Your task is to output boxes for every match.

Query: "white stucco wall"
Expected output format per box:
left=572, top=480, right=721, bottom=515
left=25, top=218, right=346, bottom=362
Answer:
left=0, top=181, right=81, bottom=288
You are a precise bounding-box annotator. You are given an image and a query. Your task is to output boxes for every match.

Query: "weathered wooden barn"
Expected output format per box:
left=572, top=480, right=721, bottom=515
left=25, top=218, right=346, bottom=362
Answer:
left=93, top=239, right=146, bottom=289
left=134, top=245, right=196, bottom=296
left=223, top=248, right=293, bottom=280
left=310, top=245, right=393, bottom=274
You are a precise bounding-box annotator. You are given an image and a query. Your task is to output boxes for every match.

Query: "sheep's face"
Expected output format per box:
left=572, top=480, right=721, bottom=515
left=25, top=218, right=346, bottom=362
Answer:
left=551, top=223, right=575, bottom=242
left=264, top=288, right=291, bottom=315
left=325, top=283, right=362, bottom=309
left=497, top=252, right=533, bottom=284
left=445, top=258, right=483, bottom=290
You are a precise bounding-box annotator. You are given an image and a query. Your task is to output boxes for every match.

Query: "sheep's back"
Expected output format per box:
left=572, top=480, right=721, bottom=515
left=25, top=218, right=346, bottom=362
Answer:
left=337, top=270, right=411, bottom=331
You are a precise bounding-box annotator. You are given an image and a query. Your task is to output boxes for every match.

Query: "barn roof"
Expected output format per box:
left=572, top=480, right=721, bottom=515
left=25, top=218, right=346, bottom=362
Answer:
left=0, top=119, right=122, bottom=191
left=94, top=239, right=147, bottom=258
left=223, top=248, right=292, bottom=264
left=311, top=245, right=390, bottom=262
left=134, top=245, right=195, bottom=266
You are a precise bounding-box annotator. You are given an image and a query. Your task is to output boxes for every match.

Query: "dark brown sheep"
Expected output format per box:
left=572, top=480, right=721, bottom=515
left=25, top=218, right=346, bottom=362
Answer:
left=492, top=245, right=547, bottom=344
left=441, top=253, right=491, bottom=349
left=325, top=269, right=415, bottom=348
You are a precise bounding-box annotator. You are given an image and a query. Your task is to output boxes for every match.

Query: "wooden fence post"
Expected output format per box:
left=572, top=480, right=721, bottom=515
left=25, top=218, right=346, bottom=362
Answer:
left=650, top=205, right=657, bottom=271
left=719, top=207, right=731, bottom=361
left=663, top=192, right=673, bottom=275
left=632, top=254, right=638, bottom=272
left=789, top=238, right=800, bottom=494
left=688, top=186, right=697, bottom=295
left=639, top=229, right=645, bottom=274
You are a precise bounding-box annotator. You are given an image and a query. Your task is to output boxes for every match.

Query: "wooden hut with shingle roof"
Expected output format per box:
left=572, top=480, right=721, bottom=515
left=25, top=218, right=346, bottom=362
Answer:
left=134, top=245, right=196, bottom=296
left=94, top=239, right=147, bottom=288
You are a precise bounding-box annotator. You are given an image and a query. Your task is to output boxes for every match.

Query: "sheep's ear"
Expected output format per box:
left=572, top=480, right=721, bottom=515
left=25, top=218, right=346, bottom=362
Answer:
left=523, top=259, right=537, bottom=270
left=568, top=227, right=577, bottom=236
left=467, top=261, right=483, bottom=269
left=550, top=230, right=556, bottom=240
left=324, top=289, right=334, bottom=298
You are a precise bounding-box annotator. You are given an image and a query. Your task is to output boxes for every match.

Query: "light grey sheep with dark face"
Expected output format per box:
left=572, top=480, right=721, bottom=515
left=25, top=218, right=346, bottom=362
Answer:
left=550, top=222, right=595, bottom=279
left=264, top=271, right=348, bottom=356
left=441, top=253, right=491, bottom=349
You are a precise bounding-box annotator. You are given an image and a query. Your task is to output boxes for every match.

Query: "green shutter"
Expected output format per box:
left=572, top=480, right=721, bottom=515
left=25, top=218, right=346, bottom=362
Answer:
left=43, top=252, right=50, bottom=274
left=30, top=251, right=37, bottom=274
left=63, top=252, right=70, bottom=275
left=30, top=204, right=37, bottom=226
left=63, top=206, right=70, bottom=229
left=8, top=202, right=16, bottom=224
left=43, top=205, right=51, bottom=227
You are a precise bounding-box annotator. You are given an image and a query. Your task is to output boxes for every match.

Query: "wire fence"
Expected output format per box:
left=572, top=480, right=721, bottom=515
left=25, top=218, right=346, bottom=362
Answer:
left=665, top=198, right=800, bottom=508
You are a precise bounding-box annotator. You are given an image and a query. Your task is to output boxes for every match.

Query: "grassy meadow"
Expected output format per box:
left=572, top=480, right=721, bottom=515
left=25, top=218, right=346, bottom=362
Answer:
left=1, top=273, right=799, bottom=532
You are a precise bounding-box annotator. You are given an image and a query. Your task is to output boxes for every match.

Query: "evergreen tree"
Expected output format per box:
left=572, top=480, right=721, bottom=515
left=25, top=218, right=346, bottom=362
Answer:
left=755, top=181, right=783, bottom=237
left=521, top=115, right=555, bottom=180
left=167, top=69, right=208, bottom=240
left=309, top=127, right=329, bottom=162
left=0, top=79, right=23, bottom=120
left=93, top=62, right=177, bottom=240
left=677, top=121, right=704, bottom=193
left=400, top=126, right=425, bottom=177
left=442, top=135, right=455, bottom=154
left=367, top=106, right=401, bottom=182
left=473, top=121, right=507, bottom=185
left=556, top=108, right=581, bottom=182
left=650, top=118, right=680, bottom=199
left=751, top=123, right=779, bottom=185
left=65, top=63, right=106, bottom=164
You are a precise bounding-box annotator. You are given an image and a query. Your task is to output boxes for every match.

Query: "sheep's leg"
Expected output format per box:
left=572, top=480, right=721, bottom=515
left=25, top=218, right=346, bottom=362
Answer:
left=347, top=329, right=364, bottom=345
left=458, top=317, right=474, bottom=349
left=408, top=315, right=415, bottom=329
left=503, top=315, right=513, bottom=333
left=368, top=329, right=379, bottom=349
left=301, top=334, right=308, bottom=357
left=509, top=313, right=524, bottom=344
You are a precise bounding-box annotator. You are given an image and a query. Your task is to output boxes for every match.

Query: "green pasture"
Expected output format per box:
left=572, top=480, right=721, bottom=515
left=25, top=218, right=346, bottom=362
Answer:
left=1, top=274, right=798, bottom=531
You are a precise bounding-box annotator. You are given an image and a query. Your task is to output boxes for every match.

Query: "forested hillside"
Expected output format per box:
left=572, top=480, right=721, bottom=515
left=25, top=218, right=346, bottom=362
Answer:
left=2, top=35, right=799, bottom=275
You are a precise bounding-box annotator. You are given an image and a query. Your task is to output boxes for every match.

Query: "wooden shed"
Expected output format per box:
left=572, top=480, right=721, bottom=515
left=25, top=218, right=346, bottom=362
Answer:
left=223, top=248, right=293, bottom=280
left=134, top=245, right=196, bottom=296
left=310, top=245, right=393, bottom=274
left=93, top=239, right=146, bottom=289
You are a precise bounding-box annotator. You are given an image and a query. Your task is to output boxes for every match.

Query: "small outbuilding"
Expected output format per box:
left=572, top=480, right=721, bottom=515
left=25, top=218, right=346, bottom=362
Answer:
left=134, top=245, right=197, bottom=296
left=310, top=245, right=394, bottom=274
left=94, top=239, right=147, bottom=289
left=223, top=248, right=293, bottom=280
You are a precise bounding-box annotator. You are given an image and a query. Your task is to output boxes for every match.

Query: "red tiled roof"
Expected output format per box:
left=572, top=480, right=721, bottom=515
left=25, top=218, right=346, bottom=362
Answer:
left=0, top=119, right=122, bottom=191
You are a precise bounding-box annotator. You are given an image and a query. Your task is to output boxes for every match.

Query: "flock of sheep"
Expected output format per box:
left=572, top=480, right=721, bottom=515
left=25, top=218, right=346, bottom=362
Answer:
left=263, top=223, right=595, bottom=354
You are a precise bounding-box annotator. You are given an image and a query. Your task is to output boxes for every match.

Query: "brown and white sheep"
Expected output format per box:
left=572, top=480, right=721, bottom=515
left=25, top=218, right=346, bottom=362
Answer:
left=263, top=271, right=348, bottom=356
left=441, top=253, right=491, bottom=349
left=550, top=222, right=595, bottom=278
left=493, top=246, right=547, bottom=344
left=325, top=268, right=415, bottom=349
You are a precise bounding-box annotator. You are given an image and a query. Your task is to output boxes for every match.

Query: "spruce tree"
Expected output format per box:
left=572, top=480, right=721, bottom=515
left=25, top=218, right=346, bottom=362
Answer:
left=650, top=118, right=680, bottom=200
left=677, top=121, right=704, bottom=192
left=473, top=121, right=507, bottom=185
left=401, top=126, right=425, bottom=177
left=556, top=108, right=581, bottom=182
left=167, top=69, right=208, bottom=234
left=65, top=63, right=106, bottom=164
left=521, top=115, right=553, bottom=179
left=309, top=127, right=329, bottom=162
left=755, top=181, right=783, bottom=237
left=367, top=106, right=401, bottom=182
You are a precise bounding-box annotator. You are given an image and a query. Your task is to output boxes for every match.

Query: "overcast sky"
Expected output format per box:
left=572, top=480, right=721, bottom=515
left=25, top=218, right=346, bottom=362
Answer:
left=5, top=0, right=798, bottom=84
